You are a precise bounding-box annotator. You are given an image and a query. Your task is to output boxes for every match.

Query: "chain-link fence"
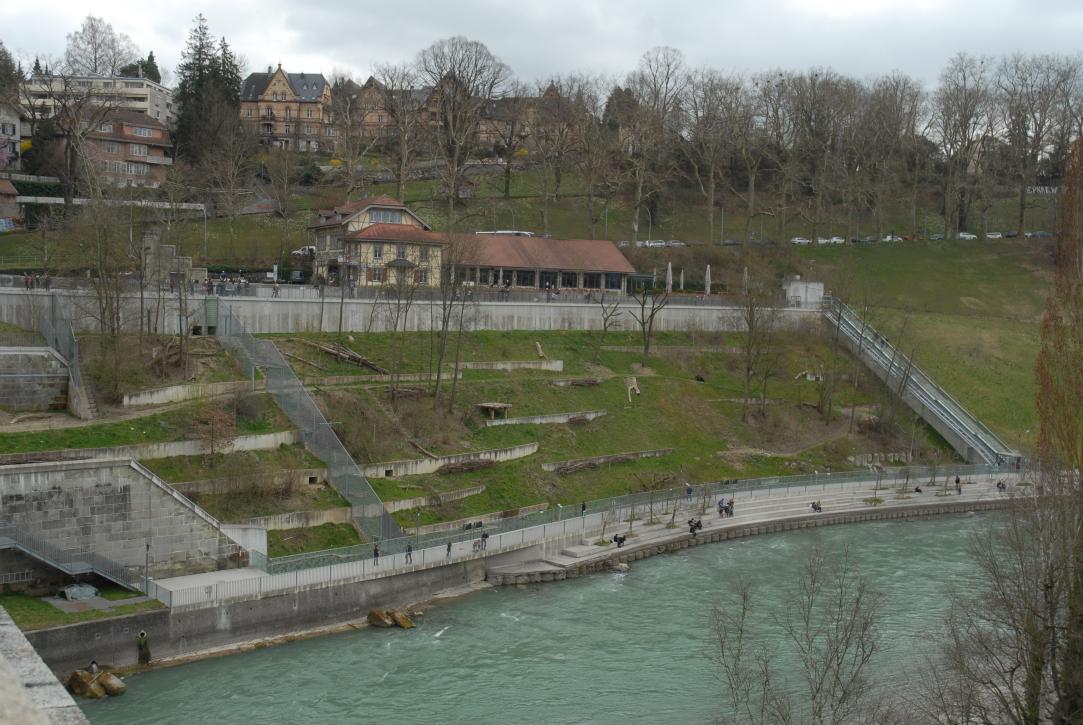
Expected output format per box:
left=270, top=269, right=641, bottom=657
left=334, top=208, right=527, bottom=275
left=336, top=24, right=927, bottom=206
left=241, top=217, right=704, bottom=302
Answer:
left=262, top=461, right=1014, bottom=573
left=220, top=306, right=401, bottom=542
left=38, top=293, right=86, bottom=396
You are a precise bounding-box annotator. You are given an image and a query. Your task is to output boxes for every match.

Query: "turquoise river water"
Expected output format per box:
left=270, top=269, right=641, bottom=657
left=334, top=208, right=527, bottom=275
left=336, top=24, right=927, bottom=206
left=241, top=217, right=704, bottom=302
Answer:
left=82, top=514, right=992, bottom=724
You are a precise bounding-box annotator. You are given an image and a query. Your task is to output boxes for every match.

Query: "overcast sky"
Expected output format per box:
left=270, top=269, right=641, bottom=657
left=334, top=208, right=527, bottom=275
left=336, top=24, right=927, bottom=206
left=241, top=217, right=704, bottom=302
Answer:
left=6, top=0, right=1083, bottom=87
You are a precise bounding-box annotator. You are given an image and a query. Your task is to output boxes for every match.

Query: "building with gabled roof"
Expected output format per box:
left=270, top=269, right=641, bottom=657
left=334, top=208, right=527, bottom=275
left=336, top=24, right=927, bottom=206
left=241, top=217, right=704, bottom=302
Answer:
left=240, top=65, right=333, bottom=152
left=309, top=194, right=432, bottom=282
left=315, top=198, right=636, bottom=294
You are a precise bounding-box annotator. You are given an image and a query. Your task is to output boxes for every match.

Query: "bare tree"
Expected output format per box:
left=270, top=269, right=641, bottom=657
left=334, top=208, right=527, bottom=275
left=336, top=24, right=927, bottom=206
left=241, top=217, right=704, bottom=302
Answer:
left=487, top=82, right=533, bottom=198
left=381, top=260, right=421, bottom=407
left=532, top=78, right=581, bottom=235
left=737, top=260, right=778, bottom=422
left=330, top=73, right=379, bottom=202
left=711, top=547, right=886, bottom=725
left=628, top=288, right=669, bottom=367
left=64, top=16, right=138, bottom=77
left=573, top=75, right=621, bottom=239
left=205, top=122, right=257, bottom=257
left=373, top=63, right=424, bottom=202
left=682, top=68, right=730, bottom=242
left=592, top=295, right=623, bottom=362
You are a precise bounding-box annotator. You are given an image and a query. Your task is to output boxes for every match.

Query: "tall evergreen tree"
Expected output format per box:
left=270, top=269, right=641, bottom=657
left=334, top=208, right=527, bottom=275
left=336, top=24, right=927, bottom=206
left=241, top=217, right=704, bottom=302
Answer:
left=0, top=41, right=18, bottom=101
left=173, top=15, right=240, bottom=161
left=119, top=50, right=162, bottom=83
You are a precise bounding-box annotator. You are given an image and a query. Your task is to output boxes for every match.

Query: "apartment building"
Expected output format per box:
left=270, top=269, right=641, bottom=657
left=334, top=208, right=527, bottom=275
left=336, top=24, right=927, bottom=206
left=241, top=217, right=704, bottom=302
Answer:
left=23, top=73, right=176, bottom=126
left=83, top=110, right=173, bottom=187
left=0, top=102, right=20, bottom=170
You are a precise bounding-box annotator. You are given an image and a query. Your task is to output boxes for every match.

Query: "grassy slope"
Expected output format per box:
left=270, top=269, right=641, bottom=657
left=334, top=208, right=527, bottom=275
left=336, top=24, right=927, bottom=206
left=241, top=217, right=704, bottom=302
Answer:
left=142, top=444, right=323, bottom=482
left=0, top=393, right=291, bottom=454
left=267, top=523, right=363, bottom=557
left=0, top=593, right=162, bottom=631
left=291, top=329, right=948, bottom=525
left=798, top=239, right=1053, bottom=446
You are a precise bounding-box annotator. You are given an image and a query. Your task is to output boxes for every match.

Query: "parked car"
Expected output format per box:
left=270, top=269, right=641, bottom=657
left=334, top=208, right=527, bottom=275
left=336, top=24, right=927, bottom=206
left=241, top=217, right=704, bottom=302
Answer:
left=667, top=240, right=685, bottom=247
left=634, top=240, right=646, bottom=247
left=617, top=240, right=629, bottom=248
left=882, top=234, right=903, bottom=242
left=957, top=232, right=977, bottom=240
left=1004, top=231, right=1019, bottom=238
left=1025, top=230, right=1054, bottom=239
left=790, top=236, right=811, bottom=245
left=986, top=231, right=1003, bottom=239
left=828, top=236, right=845, bottom=245
left=645, top=239, right=667, bottom=248
left=291, top=245, right=316, bottom=256
left=721, top=239, right=743, bottom=246
left=929, top=233, right=944, bottom=241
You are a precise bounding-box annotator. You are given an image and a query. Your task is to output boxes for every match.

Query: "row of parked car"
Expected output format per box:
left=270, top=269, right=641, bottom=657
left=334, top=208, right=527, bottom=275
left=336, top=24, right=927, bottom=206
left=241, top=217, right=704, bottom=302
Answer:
left=789, top=230, right=1055, bottom=245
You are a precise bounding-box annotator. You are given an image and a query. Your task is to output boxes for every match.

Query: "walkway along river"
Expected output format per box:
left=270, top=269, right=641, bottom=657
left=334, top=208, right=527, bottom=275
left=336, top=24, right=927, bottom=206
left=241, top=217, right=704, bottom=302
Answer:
left=83, top=512, right=998, bottom=724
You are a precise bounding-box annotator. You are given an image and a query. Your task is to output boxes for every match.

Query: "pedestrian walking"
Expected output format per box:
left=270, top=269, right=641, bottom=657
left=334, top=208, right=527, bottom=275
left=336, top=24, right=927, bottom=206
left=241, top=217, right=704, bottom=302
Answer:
left=481, top=531, right=489, bottom=550
left=581, top=502, right=586, bottom=518
left=686, top=483, right=694, bottom=502
left=446, top=540, right=452, bottom=558
left=272, top=281, right=280, bottom=298
left=43, top=273, right=51, bottom=291
left=373, top=543, right=380, bottom=566
left=405, top=543, right=413, bottom=564
left=33, top=273, right=40, bottom=289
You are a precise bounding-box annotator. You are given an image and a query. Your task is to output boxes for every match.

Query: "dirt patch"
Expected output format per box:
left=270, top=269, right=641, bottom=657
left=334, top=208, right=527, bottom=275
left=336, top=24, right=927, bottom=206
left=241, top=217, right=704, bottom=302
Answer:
left=630, top=363, right=657, bottom=376
left=959, top=296, right=987, bottom=310
left=583, top=362, right=615, bottom=380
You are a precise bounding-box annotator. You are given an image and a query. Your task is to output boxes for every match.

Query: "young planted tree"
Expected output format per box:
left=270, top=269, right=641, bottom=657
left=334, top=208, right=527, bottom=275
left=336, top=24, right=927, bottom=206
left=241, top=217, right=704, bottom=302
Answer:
left=592, top=295, right=623, bottom=362
left=629, top=288, right=669, bottom=368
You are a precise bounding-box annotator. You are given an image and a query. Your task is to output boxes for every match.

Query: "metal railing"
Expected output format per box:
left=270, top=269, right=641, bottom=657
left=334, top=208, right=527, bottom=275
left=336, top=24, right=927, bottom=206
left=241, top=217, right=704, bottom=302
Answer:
left=156, top=461, right=1018, bottom=609
left=262, top=461, right=1013, bottom=573
left=38, top=293, right=88, bottom=399
left=824, top=298, right=1017, bottom=465
left=220, top=306, right=401, bottom=542
left=0, top=523, right=143, bottom=593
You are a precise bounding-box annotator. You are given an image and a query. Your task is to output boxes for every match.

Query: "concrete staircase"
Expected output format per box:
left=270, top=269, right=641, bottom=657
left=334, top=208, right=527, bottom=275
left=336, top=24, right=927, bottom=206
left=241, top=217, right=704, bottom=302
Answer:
left=0, top=524, right=140, bottom=591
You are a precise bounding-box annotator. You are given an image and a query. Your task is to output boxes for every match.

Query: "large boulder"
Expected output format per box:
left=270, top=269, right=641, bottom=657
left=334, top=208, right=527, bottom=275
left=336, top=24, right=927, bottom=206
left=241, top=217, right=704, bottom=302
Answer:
left=367, top=608, right=394, bottom=628
left=387, top=609, right=416, bottom=629
left=66, top=670, right=106, bottom=699
left=99, top=672, right=127, bottom=696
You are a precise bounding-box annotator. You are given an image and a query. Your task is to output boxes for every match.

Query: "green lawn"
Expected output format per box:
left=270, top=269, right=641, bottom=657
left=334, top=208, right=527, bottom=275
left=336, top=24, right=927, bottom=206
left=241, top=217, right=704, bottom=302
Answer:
left=290, top=329, right=950, bottom=525
left=0, top=393, right=291, bottom=454
left=798, top=238, right=1053, bottom=446
left=142, top=444, right=323, bottom=482
left=190, top=485, right=349, bottom=522
left=0, top=593, right=162, bottom=631
left=267, top=523, right=364, bottom=557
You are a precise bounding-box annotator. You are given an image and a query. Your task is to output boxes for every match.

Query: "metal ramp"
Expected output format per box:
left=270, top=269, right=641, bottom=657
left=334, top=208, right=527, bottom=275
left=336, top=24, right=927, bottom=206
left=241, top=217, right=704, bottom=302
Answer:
left=823, top=298, right=1019, bottom=465
left=0, top=525, right=139, bottom=590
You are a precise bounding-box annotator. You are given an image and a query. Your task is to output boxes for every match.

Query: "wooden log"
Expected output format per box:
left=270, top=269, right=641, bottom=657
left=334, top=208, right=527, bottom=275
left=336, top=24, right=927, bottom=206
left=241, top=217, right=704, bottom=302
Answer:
left=284, top=351, right=328, bottom=371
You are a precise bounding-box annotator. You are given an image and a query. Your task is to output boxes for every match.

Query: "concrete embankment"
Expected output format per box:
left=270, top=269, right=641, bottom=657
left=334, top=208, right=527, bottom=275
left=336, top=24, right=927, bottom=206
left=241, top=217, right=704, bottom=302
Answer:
left=23, top=478, right=1012, bottom=676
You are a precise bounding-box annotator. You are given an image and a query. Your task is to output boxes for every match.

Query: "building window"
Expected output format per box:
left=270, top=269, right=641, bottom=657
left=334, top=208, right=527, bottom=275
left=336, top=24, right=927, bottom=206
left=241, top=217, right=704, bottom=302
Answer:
left=285, top=108, right=292, bottom=119
left=324, top=126, right=333, bottom=136
left=417, top=269, right=429, bottom=285
left=605, top=272, right=623, bottom=290
left=419, top=247, right=429, bottom=263
left=561, top=272, right=578, bottom=288
left=124, top=81, right=143, bottom=88
left=272, top=92, right=278, bottom=101
left=370, top=208, right=403, bottom=224
left=583, top=273, right=602, bottom=289
left=1, top=123, right=18, bottom=135
left=99, top=122, right=113, bottom=133
left=396, top=245, right=407, bottom=259
left=515, top=270, right=535, bottom=286
left=126, top=162, right=149, bottom=176
left=104, top=141, right=120, bottom=154
left=372, top=244, right=383, bottom=260
left=285, top=125, right=291, bottom=134
left=245, top=108, right=253, bottom=117
left=369, top=267, right=387, bottom=283
left=307, top=108, right=313, bottom=118
left=130, top=143, right=148, bottom=156
left=132, top=127, right=152, bottom=137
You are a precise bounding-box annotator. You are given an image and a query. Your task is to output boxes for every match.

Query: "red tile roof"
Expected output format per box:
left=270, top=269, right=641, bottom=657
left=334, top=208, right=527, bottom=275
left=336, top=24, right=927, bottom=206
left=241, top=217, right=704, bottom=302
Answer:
left=346, top=226, right=635, bottom=273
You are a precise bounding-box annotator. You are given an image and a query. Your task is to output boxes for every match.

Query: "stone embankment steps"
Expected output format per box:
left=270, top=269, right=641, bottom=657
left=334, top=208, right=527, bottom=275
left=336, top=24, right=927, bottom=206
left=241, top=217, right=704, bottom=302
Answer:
left=486, top=477, right=1011, bottom=584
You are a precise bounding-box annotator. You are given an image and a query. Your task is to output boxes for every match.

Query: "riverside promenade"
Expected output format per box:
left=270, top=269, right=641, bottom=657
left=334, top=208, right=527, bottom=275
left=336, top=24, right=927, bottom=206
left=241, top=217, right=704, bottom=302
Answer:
left=153, top=469, right=1019, bottom=609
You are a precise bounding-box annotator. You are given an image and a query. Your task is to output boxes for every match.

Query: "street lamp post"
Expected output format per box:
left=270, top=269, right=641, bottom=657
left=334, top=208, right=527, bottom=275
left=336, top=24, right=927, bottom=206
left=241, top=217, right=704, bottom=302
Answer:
left=144, top=541, right=150, bottom=594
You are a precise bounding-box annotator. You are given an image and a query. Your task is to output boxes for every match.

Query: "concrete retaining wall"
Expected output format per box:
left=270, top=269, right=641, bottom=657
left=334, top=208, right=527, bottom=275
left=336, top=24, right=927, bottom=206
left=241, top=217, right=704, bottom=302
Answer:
left=0, top=289, right=820, bottom=336
left=485, top=499, right=1008, bottom=586
left=26, top=558, right=487, bottom=675
left=541, top=448, right=674, bottom=472
left=0, top=459, right=245, bottom=578
left=361, top=443, right=538, bottom=478
left=406, top=503, right=550, bottom=536
left=230, top=507, right=353, bottom=532
left=0, top=430, right=300, bottom=466
left=484, top=410, right=607, bottom=427
left=0, top=348, right=68, bottom=412
left=171, top=468, right=326, bottom=497
left=460, top=360, right=563, bottom=371
left=383, top=485, right=486, bottom=514
left=121, top=379, right=258, bottom=407
left=220, top=525, right=267, bottom=557
left=302, top=371, right=460, bottom=386
left=0, top=607, right=87, bottom=724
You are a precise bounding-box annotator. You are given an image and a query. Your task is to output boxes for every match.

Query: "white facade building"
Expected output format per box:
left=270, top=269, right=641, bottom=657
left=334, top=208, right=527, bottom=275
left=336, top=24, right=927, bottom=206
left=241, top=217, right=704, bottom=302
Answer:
left=24, top=74, right=175, bottom=127
left=0, top=103, right=20, bottom=170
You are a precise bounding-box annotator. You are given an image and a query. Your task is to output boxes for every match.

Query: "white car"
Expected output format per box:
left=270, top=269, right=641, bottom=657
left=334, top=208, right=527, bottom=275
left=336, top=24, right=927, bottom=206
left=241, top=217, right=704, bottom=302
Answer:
left=790, top=237, right=811, bottom=245
left=291, top=245, right=316, bottom=256
left=816, top=237, right=831, bottom=245
left=882, top=234, right=903, bottom=242
left=829, top=236, right=845, bottom=245
left=957, top=232, right=977, bottom=240
left=986, top=231, right=1003, bottom=239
